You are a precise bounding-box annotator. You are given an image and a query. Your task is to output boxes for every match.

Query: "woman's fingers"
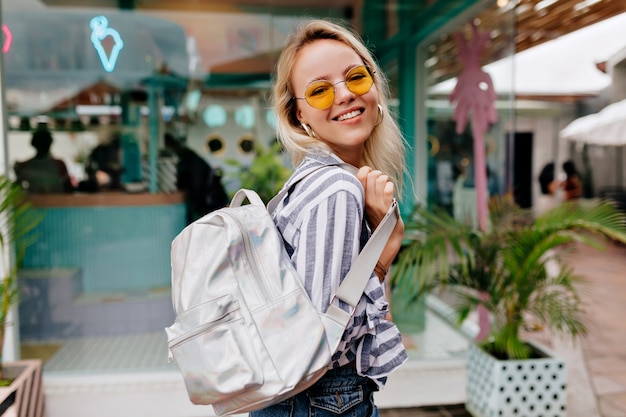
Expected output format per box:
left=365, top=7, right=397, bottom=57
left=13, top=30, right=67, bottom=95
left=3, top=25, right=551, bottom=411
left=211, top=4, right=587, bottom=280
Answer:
left=360, top=167, right=394, bottom=202
left=357, top=166, right=372, bottom=189
left=383, top=181, right=394, bottom=202
left=358, top=166, right=395, bottom=229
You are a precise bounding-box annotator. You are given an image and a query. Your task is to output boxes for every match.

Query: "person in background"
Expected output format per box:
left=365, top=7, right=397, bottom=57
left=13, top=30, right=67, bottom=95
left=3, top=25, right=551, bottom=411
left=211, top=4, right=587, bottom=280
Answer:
left=535, top=162, right=558, bottom=216
left=89, top=133, right=124, bottom=190
left=255, top=19, right=408, bottom=417
left=452, top=164, right=471, bottom=224
left=78, top=133, right=124, bottom=192
left=561, top=160, right=583, bottom=201
left=164, top=133, right=228, bottom=224
left=14, top=128, right=73, bottom=193
left=538, top=162, right=556, bottom=196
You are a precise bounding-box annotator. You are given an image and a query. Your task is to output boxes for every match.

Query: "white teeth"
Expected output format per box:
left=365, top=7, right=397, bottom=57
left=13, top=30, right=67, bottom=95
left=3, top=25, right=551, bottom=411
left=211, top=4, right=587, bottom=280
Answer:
left=337, top=110, right=362, bottom=121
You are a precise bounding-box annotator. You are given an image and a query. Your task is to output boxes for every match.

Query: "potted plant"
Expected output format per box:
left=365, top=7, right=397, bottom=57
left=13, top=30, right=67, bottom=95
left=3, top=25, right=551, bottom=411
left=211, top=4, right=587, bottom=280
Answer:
left=225, top=141, right=293, bottom=204
left=391, top=195, right=626, bottom=417
left=0, top=175, right=44, bottom=416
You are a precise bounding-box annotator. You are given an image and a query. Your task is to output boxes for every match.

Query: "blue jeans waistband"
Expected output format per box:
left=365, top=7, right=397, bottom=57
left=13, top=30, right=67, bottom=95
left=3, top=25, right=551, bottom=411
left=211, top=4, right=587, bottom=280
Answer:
left=313, top=364, right=377, bottom=391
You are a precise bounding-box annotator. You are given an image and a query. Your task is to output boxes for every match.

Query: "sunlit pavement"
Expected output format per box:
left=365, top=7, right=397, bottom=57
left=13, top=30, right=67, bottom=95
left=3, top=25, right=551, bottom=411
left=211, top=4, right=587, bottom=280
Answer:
left=558, top=242, right=626, bottom=417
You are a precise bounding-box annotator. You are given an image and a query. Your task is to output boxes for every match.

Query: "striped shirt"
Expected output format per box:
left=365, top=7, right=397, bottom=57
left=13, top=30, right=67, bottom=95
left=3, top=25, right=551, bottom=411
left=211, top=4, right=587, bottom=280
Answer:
left=272, top=152, right=408, bottom=387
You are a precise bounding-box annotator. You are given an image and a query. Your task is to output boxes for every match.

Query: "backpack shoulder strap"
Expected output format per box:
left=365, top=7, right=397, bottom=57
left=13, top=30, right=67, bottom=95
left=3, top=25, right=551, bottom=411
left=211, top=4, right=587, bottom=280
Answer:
left=268, top=161, right=399, bottom=327
left=325, top=198, right=399, bottom=326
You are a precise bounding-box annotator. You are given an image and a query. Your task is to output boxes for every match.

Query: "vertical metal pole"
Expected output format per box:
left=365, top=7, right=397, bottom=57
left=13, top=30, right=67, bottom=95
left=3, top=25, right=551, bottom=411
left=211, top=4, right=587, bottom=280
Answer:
left=399, top=41, right=417, bottom=216
left=147, top=83, right=159, bottom=193
left=414, top=44, right=428, bottom=208
left=0, top=0, right=19, bottom=362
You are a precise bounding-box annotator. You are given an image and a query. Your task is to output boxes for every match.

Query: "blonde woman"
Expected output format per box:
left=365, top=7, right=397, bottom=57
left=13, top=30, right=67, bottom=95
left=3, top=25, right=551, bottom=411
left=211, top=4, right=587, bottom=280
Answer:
left=257, top=19, right=408, bottom=417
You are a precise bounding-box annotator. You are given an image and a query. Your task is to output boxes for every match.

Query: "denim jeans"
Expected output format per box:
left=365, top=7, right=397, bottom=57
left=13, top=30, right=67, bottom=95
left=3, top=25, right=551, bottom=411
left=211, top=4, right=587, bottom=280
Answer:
left=250, top=366, right=380, bottom=417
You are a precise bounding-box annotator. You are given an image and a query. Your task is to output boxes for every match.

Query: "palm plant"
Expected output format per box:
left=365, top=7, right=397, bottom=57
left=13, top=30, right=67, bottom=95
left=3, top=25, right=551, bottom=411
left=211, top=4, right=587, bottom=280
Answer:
left=0, top=175, right=42, bottom=383
left=392, top=195, right=626, bottom=360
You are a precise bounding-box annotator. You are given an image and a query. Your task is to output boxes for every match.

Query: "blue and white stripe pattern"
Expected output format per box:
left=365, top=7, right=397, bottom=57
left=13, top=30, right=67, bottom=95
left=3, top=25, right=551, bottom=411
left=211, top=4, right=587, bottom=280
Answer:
left=272, top=152, right=408, bottom=387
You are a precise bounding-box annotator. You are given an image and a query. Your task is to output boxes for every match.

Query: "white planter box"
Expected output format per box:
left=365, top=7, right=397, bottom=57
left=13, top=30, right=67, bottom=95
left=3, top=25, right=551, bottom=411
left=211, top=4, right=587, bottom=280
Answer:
left=466, top=342, right=567, bottom=417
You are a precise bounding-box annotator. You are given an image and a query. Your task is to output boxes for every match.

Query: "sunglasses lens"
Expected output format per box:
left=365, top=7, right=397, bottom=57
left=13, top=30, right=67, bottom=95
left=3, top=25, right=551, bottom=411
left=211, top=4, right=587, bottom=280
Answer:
left=302, top=66, right=374, bottom=109
left=345, top=66, right=374, bottom=95
left=305, top=81, right=335, bottom=109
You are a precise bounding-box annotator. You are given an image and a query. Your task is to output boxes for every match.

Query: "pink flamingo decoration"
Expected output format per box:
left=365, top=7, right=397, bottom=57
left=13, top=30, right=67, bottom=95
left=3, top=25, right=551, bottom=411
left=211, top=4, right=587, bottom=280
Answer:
left=449, top=21, right=498, bottom=342
left=450, top=21, right=497, bottom=232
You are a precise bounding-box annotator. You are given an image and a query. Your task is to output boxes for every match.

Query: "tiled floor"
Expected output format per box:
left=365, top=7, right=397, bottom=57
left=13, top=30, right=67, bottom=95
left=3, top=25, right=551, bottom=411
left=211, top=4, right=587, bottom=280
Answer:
left=43, top=332, right=174, bottom=373
left=559, top=242, right=626, bottom=417
left=41, top=305, right=469, bottom=373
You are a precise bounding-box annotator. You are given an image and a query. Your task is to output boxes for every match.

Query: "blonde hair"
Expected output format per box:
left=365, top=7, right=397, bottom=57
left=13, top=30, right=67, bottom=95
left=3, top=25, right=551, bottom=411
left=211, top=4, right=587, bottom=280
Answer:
left=272, top=19, right=407, bottom=194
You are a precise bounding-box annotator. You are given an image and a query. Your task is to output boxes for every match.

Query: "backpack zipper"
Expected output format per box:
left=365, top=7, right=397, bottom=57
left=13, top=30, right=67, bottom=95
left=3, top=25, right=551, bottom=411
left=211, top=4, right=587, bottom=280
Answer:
left=221, top=210, right=274, bottom=301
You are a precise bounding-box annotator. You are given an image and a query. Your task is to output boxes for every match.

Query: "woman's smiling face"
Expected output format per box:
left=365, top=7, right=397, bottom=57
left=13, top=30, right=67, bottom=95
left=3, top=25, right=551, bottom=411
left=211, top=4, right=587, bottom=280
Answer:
left=292, top=39, right=379, bottom=166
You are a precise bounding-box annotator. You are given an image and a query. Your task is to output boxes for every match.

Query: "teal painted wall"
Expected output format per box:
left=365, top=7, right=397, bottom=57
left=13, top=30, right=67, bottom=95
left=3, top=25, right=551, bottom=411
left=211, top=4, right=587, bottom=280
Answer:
left=22, top=204, right=186, bottom=293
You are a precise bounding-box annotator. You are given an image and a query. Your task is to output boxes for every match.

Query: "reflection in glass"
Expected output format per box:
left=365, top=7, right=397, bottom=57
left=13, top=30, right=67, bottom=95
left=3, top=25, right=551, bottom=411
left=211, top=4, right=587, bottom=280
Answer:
left=235, top=105, right=255, bottom=129
left=203, top=104, right=227, bottom=128
left=206, top=134, right=226, bottom=155
left=238, top=134, right=255, bottom=154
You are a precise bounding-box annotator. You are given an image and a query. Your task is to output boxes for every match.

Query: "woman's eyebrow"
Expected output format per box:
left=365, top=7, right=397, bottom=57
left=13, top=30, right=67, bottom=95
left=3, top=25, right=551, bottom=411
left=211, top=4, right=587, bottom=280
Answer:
left=307, top=64, right=363, bottom=84
left=343, top=64, right=362, bottom=74
left=307, top=73, right=331, bottom=83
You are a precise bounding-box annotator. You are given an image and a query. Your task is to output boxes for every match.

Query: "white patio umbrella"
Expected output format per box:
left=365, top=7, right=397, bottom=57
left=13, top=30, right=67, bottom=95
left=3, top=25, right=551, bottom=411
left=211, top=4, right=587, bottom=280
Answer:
left=560, top=99, right=626, bottom=146
left=560, top=99, right=626, bottom=189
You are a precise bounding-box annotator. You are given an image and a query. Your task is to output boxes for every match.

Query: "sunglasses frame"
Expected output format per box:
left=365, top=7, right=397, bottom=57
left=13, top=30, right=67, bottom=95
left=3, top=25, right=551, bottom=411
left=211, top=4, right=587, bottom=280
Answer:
left=292, top=65, right=375, bottom=110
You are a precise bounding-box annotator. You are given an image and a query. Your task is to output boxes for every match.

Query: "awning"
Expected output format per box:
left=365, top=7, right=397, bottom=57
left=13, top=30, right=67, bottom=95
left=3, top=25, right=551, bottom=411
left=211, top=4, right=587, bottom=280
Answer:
left=560, top=99, right=626, bottom=146
left=430, top=12, right=626, bottom=98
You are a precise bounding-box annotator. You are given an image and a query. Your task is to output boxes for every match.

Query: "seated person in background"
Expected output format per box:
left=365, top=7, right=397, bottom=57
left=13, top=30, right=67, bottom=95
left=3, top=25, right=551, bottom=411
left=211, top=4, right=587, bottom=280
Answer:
left=14, top=129, right=73, bottom=193
left=164, top=133, right=228, bottom=224
left=78, top=133, right=124, bottom=192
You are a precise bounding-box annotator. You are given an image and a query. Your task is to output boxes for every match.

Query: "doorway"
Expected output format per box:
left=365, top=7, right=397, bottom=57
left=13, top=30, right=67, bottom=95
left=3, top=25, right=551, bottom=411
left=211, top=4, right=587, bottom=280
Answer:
left=508, top=132, right=533, bottom=209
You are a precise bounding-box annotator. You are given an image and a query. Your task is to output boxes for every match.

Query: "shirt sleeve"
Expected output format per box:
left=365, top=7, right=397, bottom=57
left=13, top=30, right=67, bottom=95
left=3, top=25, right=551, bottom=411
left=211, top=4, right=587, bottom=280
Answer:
left=274, top=160, right=408, bottom=384
left=288, top=173, right=364, bottom=314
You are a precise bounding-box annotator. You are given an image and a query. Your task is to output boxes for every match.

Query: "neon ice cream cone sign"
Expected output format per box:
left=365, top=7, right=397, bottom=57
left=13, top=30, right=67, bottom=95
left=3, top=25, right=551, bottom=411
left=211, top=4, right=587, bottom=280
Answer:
left=90, top=15, right=124, bottom=72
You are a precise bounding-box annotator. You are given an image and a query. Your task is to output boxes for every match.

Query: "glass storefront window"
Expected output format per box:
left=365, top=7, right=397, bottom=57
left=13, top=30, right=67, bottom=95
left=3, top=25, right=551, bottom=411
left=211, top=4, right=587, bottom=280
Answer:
left=3, top=2, right=345, bottom=376
left=425, top=4, right=516, bottom=218
left=1, top=4, right=522, bottom=414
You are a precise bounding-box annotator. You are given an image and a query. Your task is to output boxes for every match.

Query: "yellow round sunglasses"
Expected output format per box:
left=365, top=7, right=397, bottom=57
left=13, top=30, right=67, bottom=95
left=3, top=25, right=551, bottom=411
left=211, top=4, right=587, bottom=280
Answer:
left=293, top=65, right=374, bottom=110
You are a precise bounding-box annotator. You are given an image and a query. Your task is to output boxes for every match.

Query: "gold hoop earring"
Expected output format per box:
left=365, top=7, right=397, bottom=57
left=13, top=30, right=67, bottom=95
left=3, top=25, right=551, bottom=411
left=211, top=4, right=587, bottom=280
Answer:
left=301, top=122, right=316, bottom=138
left=375, top=104, right=384, bottom=126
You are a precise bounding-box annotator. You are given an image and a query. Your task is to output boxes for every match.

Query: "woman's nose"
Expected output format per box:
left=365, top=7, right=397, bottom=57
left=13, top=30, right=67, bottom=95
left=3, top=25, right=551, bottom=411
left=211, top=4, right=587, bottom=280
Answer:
left=334, top=81, right=355, bottom=104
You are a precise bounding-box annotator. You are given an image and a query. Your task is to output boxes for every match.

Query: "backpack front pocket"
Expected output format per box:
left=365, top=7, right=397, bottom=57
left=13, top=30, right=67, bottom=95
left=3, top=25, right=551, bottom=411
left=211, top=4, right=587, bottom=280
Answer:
left=166, top=294, right=263, bottom=404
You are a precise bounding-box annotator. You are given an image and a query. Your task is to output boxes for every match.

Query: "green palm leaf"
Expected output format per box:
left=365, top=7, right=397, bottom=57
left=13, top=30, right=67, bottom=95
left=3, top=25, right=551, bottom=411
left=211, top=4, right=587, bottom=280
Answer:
left=0, top=176, right=44, bottom=380
left=392, top=194, right=626, bottom=360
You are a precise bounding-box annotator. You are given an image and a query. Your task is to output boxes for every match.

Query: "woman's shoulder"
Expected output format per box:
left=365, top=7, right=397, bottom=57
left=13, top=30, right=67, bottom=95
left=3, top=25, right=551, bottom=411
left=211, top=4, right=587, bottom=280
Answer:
left=275, top=156, right=363, bottom=219
left=293, top=156, right=362, bottom=198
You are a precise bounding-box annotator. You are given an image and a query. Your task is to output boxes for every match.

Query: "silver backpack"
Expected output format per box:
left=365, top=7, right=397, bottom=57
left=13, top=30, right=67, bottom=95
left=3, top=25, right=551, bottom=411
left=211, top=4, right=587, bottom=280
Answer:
left=165, top=170, right=399, bottom=416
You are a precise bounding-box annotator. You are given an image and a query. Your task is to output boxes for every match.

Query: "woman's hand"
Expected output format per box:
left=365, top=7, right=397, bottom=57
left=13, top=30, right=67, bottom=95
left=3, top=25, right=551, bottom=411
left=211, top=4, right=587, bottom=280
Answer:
left=357, top=166, right=405, bottom=282
left=357, top=166, right=394, bottom=230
